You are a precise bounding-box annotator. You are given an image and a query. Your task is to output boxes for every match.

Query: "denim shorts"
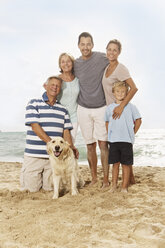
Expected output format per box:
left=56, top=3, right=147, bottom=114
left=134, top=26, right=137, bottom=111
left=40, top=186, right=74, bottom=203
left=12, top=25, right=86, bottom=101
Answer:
left=108, top=142, right=133, bottom=165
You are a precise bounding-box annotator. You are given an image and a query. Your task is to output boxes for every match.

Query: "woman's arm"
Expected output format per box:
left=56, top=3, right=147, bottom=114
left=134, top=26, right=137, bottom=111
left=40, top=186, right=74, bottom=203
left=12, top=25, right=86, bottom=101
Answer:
left=105, top=121, right=109, bottom=133
left=113, top=78, right=138, bottom=119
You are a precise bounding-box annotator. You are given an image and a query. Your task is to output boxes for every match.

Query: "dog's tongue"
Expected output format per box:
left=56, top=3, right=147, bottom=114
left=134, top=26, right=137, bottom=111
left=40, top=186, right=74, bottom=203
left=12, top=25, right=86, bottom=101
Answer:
left=54, top=151, right=61, bottom=157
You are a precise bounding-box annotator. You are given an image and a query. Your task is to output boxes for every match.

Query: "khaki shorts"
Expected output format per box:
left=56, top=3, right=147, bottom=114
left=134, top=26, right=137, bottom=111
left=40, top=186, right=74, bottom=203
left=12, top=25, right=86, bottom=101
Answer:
left=77, top=105, right=108, bottom=144
left=20, top=155, right=53, bottom=192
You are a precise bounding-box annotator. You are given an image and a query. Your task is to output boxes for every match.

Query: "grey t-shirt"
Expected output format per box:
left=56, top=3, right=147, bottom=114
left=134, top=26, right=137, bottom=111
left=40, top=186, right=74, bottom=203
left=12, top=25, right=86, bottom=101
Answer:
left=74, top=52, right=109, bottom=108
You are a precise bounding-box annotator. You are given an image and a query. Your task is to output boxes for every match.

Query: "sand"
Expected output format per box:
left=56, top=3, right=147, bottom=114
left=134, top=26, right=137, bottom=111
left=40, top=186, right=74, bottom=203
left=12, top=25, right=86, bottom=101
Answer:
left=0, top=162, right=165, bottom=248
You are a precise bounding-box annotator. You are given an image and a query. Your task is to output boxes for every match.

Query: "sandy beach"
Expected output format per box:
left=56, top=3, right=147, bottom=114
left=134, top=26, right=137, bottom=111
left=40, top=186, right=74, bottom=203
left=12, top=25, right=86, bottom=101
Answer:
left=0, top=162, right=165, bottom=248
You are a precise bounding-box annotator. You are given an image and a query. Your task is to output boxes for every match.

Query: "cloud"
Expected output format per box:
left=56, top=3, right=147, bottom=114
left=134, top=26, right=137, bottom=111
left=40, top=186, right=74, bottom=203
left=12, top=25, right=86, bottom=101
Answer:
left=0, top=0, right=165, bottom=130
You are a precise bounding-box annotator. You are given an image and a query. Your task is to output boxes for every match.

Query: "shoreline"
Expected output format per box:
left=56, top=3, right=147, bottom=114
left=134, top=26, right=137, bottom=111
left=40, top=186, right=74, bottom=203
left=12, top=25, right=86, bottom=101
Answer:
left=0, top=160, right=165, bottom=167
left=0, top=162, right=165, bottom=248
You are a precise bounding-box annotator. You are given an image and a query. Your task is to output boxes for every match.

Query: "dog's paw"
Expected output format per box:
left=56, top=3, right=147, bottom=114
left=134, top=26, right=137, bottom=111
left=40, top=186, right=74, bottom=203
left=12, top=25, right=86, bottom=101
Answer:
left=78, top=178, right=85, bottom=188
left=52, top=194, right=59, bottom=199
left=71, top=189, right=79, bottom=196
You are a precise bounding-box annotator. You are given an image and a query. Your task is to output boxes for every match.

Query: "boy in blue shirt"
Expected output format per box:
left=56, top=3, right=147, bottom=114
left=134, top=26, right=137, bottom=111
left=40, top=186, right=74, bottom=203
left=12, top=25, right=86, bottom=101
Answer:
left=105, top=81, right=142, bottom=193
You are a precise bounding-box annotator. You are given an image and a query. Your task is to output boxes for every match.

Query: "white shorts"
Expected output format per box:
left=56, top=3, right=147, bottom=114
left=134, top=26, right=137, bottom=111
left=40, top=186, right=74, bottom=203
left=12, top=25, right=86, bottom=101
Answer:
left=77, top=105, right=107, bottom=144
left=20, top=155, right=53, bottom=192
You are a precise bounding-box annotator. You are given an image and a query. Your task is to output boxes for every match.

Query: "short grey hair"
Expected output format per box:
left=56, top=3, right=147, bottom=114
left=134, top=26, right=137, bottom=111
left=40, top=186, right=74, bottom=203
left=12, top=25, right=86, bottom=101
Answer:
left=45, top=76, right=63, bottom=85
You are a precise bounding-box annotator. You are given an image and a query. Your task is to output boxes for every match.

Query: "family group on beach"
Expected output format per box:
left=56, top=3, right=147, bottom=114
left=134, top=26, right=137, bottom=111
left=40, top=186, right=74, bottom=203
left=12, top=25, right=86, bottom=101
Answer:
left=20, top=32, right=142, bottom=195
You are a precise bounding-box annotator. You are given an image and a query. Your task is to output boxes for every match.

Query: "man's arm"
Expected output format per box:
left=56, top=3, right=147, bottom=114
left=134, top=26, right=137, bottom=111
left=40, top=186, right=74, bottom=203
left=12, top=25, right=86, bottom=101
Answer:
left=31, top=123, right=51, bottom=143
left=134, top=118, right=142, bottom=134
left=63, top=129, right=74, bottom=147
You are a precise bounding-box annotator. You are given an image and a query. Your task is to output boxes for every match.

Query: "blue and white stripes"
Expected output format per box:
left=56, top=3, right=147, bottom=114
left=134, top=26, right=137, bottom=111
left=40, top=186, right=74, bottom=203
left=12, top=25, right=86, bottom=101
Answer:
left=24, top=92, right=73, bottom=158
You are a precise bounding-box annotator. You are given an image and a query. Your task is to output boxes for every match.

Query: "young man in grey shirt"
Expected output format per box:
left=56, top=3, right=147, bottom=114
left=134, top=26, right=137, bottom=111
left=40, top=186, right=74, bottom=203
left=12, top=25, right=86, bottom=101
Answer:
left=74, top=32, right=109, bottom=187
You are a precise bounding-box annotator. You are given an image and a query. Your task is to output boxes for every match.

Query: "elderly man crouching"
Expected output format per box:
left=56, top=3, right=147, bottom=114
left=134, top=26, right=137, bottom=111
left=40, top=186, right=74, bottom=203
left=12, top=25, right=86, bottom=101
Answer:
left=20, top=76, right=78, bottom=192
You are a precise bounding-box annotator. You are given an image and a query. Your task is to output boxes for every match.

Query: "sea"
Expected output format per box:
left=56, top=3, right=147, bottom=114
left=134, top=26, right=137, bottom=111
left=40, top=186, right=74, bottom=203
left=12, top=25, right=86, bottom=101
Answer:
left=0, top=129, right=165, bottom=167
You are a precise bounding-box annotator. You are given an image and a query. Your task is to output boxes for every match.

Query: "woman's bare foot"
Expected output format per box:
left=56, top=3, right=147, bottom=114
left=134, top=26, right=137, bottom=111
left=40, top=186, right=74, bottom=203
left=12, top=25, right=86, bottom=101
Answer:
left=121, top=188, right=128, bottom=193
left=129, top=177, right=135, bottom=185
left=89, top=179, right=97, bottom=186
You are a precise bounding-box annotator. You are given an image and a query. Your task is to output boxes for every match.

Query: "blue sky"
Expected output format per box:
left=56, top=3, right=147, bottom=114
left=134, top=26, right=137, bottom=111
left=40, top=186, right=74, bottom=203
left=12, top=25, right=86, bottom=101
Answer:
left=0, top=0, right=165, bottom=131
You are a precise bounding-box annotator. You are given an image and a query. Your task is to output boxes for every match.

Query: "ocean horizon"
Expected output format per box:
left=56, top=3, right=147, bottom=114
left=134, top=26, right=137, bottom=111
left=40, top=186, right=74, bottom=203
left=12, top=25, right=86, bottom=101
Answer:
left=0, top=128, right=165, bottom=167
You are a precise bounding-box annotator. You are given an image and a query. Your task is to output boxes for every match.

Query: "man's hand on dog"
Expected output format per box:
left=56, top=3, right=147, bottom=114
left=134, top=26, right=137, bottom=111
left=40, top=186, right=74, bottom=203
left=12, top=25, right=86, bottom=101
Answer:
left=72, top=146, right=79, bottom=159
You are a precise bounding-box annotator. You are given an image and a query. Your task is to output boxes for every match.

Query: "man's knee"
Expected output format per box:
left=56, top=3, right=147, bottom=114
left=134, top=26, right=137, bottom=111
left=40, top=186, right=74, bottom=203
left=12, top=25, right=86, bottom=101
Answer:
left=20, top=156, right=51, bottom=192
left=43, top=168, right=53, bottom=191
left=98, top=141, right=108, bottom=150
left=20, top=169, right=42, bottom=192
left=87, top=142, right=97, bottom=153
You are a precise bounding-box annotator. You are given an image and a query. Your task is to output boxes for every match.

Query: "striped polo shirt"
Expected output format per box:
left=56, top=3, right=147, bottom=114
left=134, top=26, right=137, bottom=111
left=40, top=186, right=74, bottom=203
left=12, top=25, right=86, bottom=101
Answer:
left=24, top=92, right=73, bottom=158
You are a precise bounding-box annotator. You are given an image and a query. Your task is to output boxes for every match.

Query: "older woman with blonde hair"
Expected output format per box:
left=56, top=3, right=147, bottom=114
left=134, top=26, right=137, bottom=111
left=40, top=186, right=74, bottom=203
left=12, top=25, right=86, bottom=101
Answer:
left=57, top=53, right=79, bottom=144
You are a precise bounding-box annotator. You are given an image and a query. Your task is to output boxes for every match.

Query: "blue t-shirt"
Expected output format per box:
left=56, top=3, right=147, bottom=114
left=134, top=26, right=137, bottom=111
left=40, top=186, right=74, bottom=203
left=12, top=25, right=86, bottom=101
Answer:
left=105, top=103, right=141, bottom=144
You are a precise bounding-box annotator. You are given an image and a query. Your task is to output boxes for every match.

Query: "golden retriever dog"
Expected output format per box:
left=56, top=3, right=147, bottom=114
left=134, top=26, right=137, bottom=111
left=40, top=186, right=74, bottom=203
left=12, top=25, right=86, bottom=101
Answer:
left=47, top=137, right=84, bottom=199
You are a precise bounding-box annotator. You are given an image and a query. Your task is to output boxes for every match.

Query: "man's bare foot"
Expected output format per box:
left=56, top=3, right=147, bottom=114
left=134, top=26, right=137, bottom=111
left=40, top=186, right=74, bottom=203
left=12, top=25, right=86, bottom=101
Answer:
left=101, top=182, right=110, bottom=189
left=109, top=186, right=117, bottom=193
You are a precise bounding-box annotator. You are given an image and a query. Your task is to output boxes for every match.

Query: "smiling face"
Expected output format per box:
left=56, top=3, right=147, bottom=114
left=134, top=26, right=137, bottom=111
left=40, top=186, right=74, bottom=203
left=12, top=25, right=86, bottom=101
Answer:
left=106, top=43, right=120, bottom=62
left=59, top=54, right=74, bottom=73
left=113, top=86, right=127, bottom=103
left=47, top=137, right=71, bottom=160
left=46, top=78, right=61, bottom=98
left=78, top=36, right=94, bottom=59
left=51, top=137, right=65, bottom=157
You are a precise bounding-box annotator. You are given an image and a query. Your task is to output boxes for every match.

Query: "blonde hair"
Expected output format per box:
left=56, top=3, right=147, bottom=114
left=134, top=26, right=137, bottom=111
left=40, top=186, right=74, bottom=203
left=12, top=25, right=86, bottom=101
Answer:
left=106, top=39, right=122, bottom=53
left=112, top=81, right=129, bottom=93
left=58, top=53, right=75, bottom=74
